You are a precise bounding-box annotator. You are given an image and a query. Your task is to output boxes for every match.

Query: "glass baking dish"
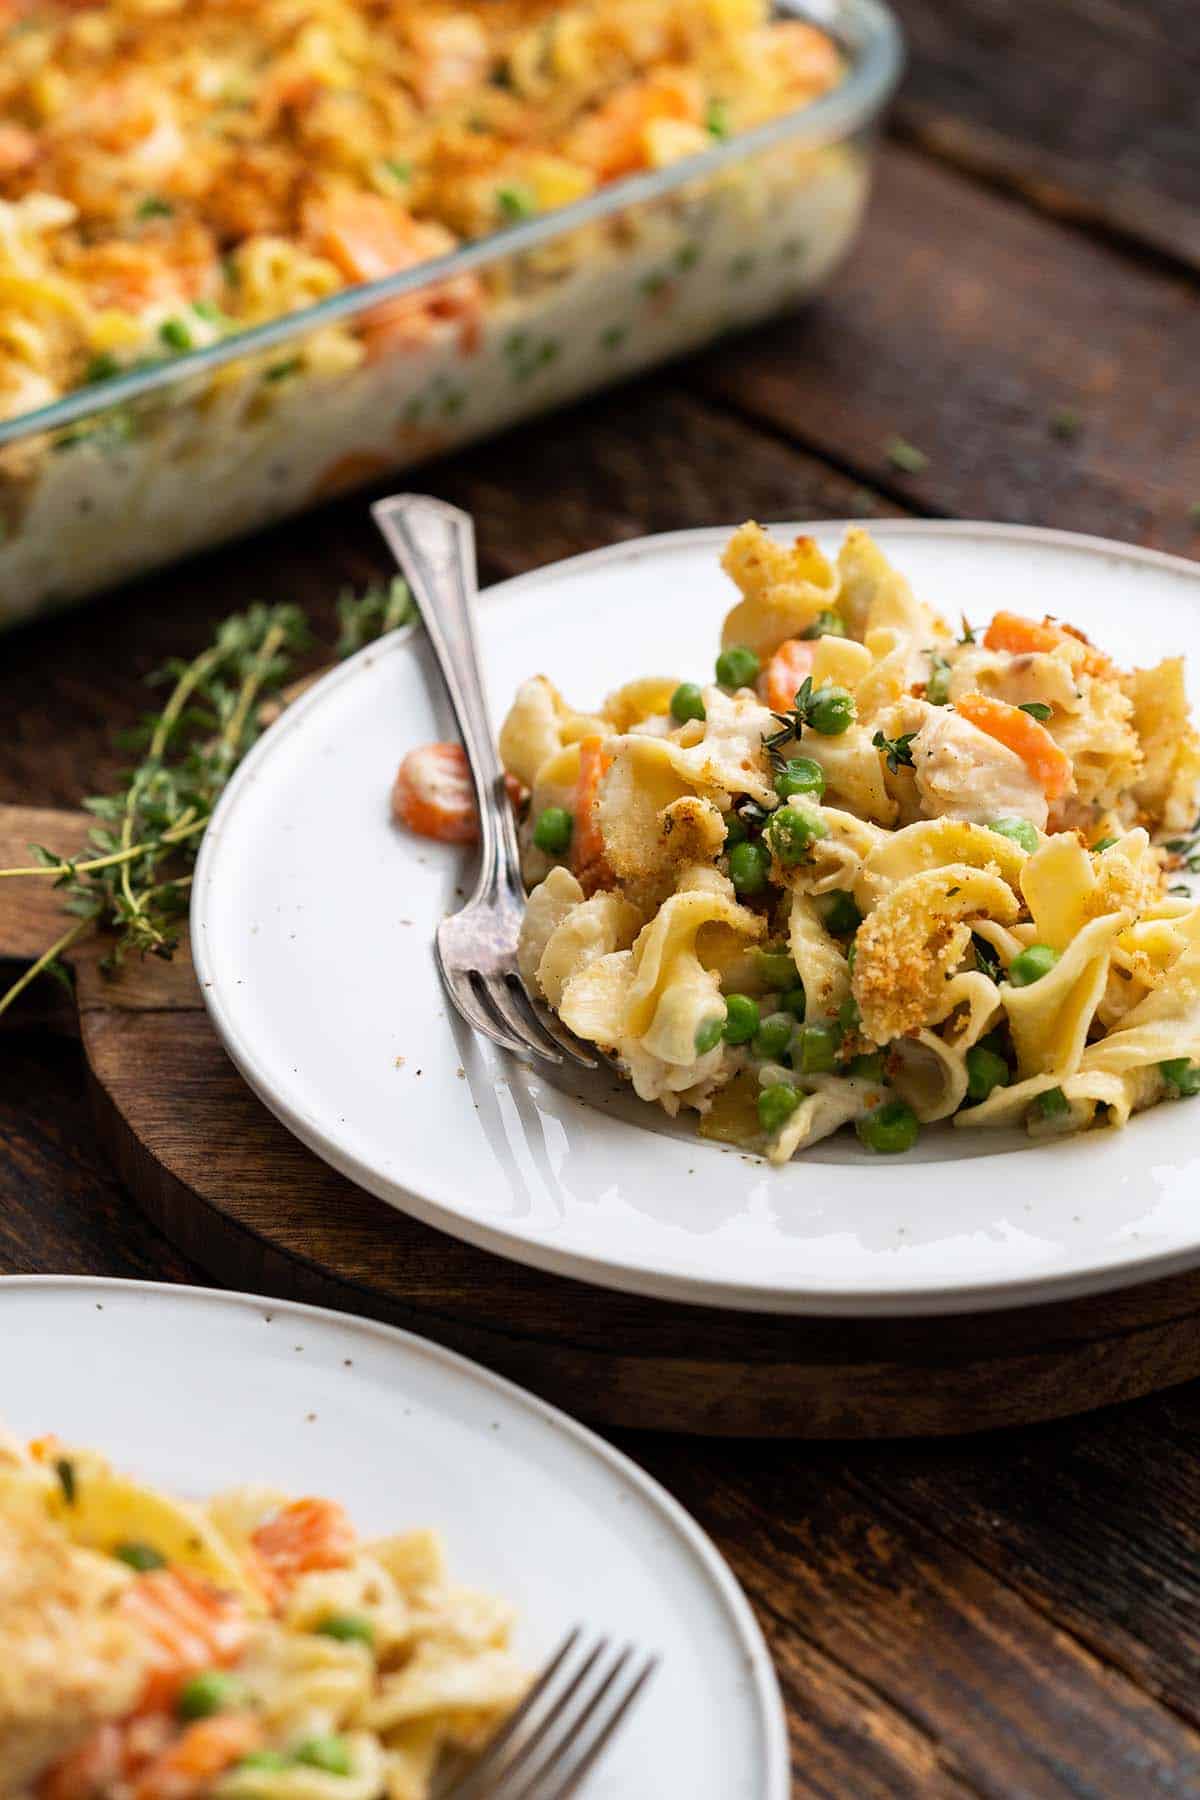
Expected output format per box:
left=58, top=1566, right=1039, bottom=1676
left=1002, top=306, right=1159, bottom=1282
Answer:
left=0, top=0, right=901, bottom=626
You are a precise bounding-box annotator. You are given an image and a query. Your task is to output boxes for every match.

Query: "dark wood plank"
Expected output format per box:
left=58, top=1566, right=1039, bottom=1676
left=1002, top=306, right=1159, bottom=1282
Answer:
left=688, top=148, right=1200, bottom=552
left=637, top=1438, right=1200, bottom=1798
left=0, top=1030, right=198, bottom=1282
left=765, top=1622, right=979, bottom=1798
left=848, top=1393, right=1200, bottom=1732
left=890, top=0, right=1200, bottom=271
left=0, top=384, right=889, bottom=810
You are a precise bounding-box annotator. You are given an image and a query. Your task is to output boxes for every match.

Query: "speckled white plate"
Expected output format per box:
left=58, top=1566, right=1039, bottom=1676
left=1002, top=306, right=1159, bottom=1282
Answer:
left=0, top=1277, right=785, bottom=1799
left=194, top=521, right=1200, bottom=1316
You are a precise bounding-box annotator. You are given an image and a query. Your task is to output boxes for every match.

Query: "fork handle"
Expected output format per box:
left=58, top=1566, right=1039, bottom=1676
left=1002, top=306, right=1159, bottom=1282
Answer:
left=372, top=495, right=524, bottom=905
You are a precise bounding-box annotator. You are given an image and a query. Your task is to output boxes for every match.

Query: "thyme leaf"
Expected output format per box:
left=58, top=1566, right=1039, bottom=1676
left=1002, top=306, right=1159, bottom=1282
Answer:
left=872, top=729, right=918, bottom=774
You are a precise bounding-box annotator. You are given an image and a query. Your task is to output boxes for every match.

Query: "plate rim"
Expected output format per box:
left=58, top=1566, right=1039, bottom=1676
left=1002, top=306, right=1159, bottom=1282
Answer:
left=193, top=519, right=1200, bottom=1317
left=0, top=1272, right=788, bottom=1798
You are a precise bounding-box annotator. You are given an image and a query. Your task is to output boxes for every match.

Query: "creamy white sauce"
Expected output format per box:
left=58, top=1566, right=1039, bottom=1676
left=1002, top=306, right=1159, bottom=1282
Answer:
left=0, top=149, right=868, bottom=622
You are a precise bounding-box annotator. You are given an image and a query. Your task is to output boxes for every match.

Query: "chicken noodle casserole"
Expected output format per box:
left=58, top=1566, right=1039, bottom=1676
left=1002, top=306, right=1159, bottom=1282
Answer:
left=0, top=0, right=865, bottom=614
left=0, top=1432, right=525, bottom=1798
left=402, top=525, right=1200, bottom=1163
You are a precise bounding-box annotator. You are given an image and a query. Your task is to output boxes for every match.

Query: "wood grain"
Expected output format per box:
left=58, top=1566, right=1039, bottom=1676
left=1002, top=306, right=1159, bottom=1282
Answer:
left=851, top=1395, right=1200, bottom=1730
left=643, top=1437, right=1200, bottom=1797
left=890, top=0, right=1200, bottom=271
left=690, top=149, right=1200, bottom=553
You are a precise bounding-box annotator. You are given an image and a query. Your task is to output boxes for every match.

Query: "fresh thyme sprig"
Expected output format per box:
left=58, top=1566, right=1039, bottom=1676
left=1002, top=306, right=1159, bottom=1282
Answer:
left=872, top=729, right=918, bottom=774
left=0, top=576, right=413, bottom=1018
left=335, top=574, right=412, bottom=658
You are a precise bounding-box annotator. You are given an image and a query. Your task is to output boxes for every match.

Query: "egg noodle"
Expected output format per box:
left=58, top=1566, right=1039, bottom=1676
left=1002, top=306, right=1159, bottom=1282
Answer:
left=502, top=525, right=1200, bottom=1161
left=0, top=1433, right=524, bottom=1798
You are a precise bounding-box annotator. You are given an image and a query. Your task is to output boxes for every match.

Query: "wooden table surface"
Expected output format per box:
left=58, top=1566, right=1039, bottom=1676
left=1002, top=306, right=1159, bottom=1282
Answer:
left=5, top=3, right=1200, bottom=1792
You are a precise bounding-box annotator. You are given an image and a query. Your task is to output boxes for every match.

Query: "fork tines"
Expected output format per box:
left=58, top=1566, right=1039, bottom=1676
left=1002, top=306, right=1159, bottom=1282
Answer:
left=435, top=1626, right=659, bottom=1800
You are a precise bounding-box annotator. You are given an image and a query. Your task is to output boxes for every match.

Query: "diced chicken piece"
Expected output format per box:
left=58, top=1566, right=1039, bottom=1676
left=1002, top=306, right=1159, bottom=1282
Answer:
left=878, top=700, right=1049, bottom=831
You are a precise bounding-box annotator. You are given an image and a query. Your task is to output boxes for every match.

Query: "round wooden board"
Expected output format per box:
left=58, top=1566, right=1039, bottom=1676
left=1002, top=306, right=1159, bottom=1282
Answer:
left=9, top=800, right=1200, bottom=1439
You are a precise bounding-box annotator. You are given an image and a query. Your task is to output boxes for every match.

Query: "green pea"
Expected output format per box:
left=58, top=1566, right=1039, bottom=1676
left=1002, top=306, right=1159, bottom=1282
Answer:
left=780, top=984, right=807, bottom=1019
left=1092, top=836, right=1118, bottom=853
left=114, top=1541, right=166, bottom=1572
left=715, top=645, right=760, bottom=689
left=848, top=1051, right=886, bottom=1081
left=856, top=1100, right=920, bottom=1153
left=837, top=994, right=861, bottom=1033
left=532, top=806, right=573, bottom=855
left=694, top=1014, right=726, bottom=1055
left=774, top=757, right=824, bottom=802
left=295, top=1737, right=353, bottom=1775
left=723, top=812, right=748, bottom=846
left=795, top=1021, right=839, bottom=1074
left=807, top=686, right=856, bottom=735
left=819, top=890, right=862, bottom=935
left=159, top=317, right=193, bottom=352
left=802, top=609, right=846, bottom=640
left=988, top=817, right=1039, bottom=854
left=729, top=839, right=770, bottom=895
left=496, top=184, right=536, bottom=221
left=1161, top=1058, right=1200, bottom=1096
left=756, top=947, right=798, bottom=990
left=965, top=1044, right=1010, bottom=1103
left=1033, top=1086, right=1070, bottom=1120
left=722, top=994, right=760, bottom=1044
left=317, top=1613, right=375, bottom=1645
left=237, top=1751, right=292, bottom=1771
left=752, top=1012, right=794, bottom=1061
left=670, top=682, right=706, bottom=724
left=767, top=805, right=828, bottom=866
left=758, top=1083, right=800, bottom=1134
left=1009, top=944, right=1059, bottom=987
left=926, top=659, right=952, bottom=706
left=178, top=1670, right=244, bottom=1721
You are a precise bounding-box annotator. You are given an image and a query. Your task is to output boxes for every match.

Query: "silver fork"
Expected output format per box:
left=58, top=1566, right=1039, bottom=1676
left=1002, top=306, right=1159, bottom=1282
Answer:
left=432, top=1626, right=659, bottom=1800
left=373, top=494, right=596, bottom=1069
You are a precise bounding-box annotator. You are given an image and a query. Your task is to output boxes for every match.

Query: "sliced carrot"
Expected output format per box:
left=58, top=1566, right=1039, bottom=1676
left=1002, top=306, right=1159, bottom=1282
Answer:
left=982, top=611, right=1070, bottom=656
left=392, top=742, right=479, bottom=845
left=129, top=1715, right=264, bottom=1800
left=302, top=194, right=483, bottom=359
left=763, top=20, right=842, bottom=93
left=39, top=1723, right=128, bottom=1800
left=568, top=69, right=703, bottom=180
left=41, top=1716, right=177, bottom=1800
left=0, top=122, right=36, bottom=174
left=251, top=1496, right=356, bottom=1589
left=307, top=192, right=426, bottom=285
left=571, top=735, right=612, bottom=882
left=760, top=638, right=816, bottom=713
left=120, top=1569, right=251, bottom=1714
left=955, top=691, right=1073, bottom=801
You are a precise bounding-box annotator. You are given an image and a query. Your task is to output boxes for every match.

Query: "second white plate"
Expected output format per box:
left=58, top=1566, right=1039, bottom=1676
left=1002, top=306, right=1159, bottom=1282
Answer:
left=0, top=1278, right=785, bottom=1799
left=194, top=521, right=1200, bottom=1315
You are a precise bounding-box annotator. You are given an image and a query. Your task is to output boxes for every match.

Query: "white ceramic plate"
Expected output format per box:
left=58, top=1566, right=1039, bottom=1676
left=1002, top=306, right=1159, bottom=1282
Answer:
left=194, top=521, right=1200, bottom=1316
left=0, top=1277, right=785, bottom=1799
